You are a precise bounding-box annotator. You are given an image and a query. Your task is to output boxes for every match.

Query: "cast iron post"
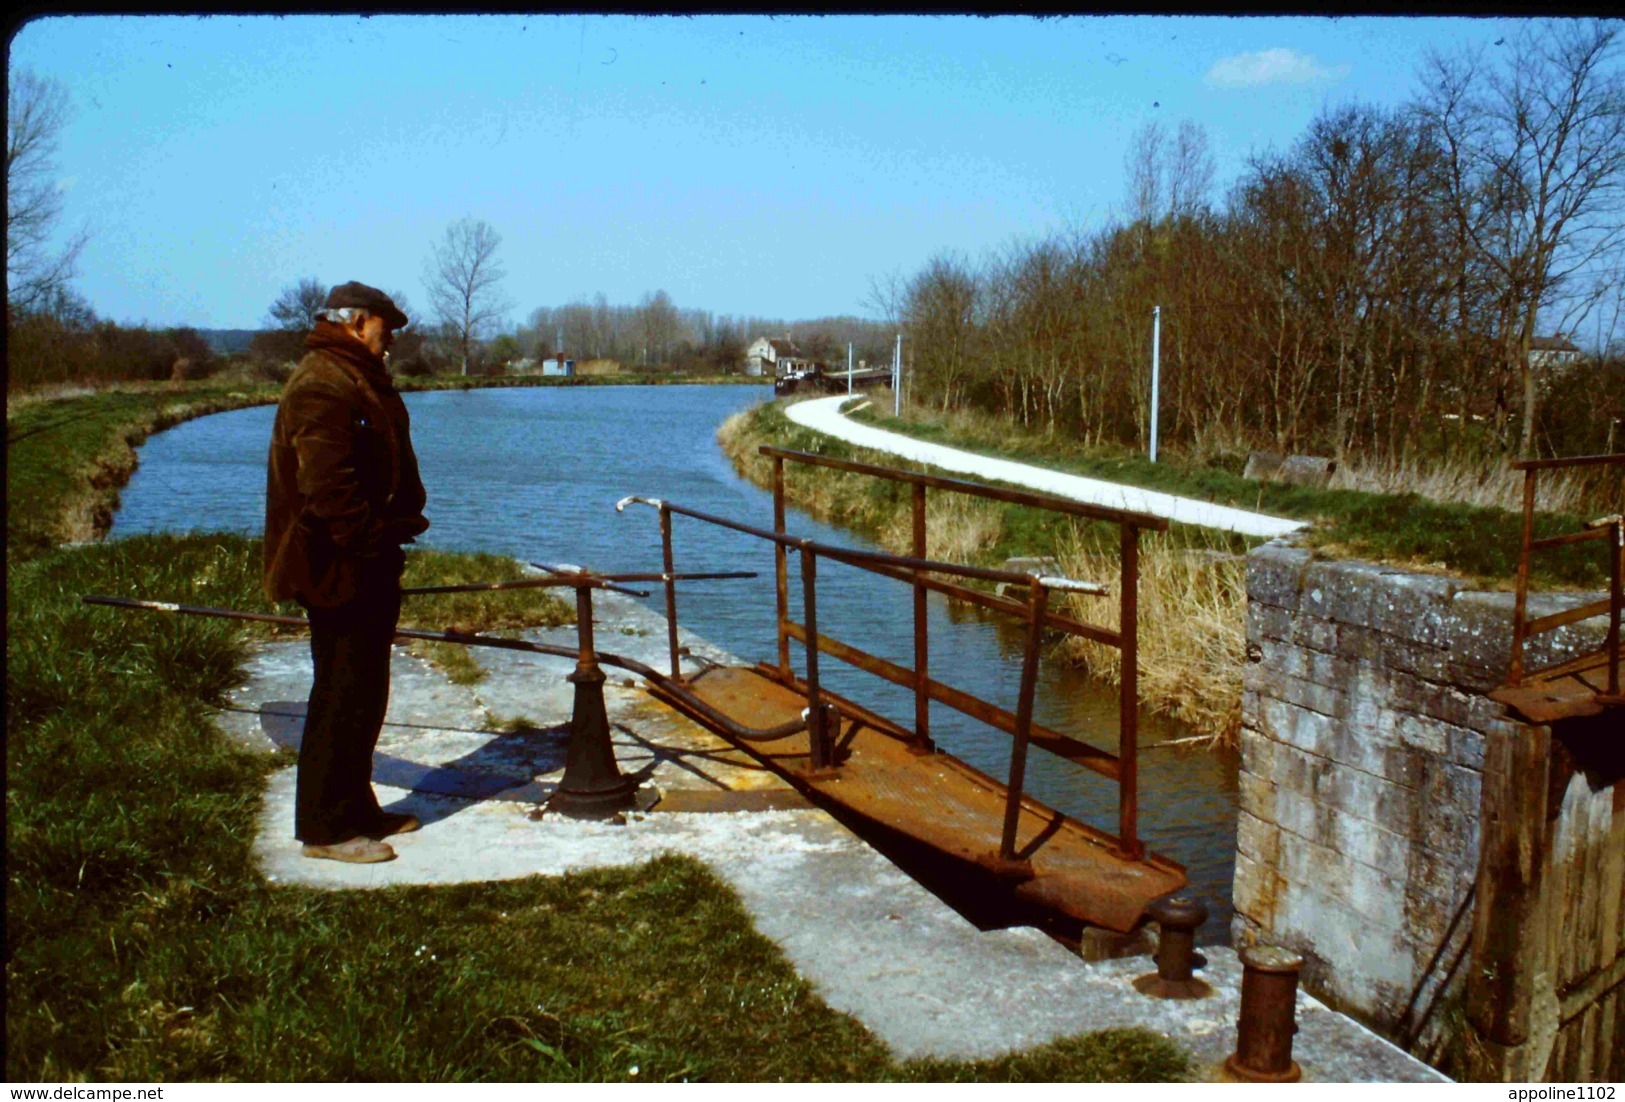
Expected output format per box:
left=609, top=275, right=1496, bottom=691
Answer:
left=547, top=583, right=643, bottom=819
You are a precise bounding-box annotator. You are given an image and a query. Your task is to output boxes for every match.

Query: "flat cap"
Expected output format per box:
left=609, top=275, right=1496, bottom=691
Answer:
left=323, top=281, right=409, bottom=330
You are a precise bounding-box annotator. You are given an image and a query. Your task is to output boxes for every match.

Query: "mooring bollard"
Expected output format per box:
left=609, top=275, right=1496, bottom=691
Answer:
left=1225, top=944, right=1305, bottom=1083
left=546, top=584, right=648, bottom=819
left=1133, top=895, right=1211, bottom=999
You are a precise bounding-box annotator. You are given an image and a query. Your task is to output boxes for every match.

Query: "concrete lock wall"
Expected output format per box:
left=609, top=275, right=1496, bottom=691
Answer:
left=1233, top=539, right=1618, bottom=1073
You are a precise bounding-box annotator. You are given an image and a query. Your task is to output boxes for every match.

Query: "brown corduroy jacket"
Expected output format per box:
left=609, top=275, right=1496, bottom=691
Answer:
left=263, top=323, right=429, bottom=607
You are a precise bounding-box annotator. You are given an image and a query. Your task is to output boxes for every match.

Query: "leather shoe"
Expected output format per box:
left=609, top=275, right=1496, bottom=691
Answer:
left=301, top=836, right=396, bottom=864
left=367, top=811, right=421, bottom=839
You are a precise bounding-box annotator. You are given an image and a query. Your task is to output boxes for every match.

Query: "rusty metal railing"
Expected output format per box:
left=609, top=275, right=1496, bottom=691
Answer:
left=1507, top=452, right=1624, bottom=698
left=619, top=447, right=1167, bottom=865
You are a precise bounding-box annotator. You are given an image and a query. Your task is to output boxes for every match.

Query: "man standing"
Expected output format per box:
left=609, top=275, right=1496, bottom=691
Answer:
left=264, top=282, right=429, bottom=863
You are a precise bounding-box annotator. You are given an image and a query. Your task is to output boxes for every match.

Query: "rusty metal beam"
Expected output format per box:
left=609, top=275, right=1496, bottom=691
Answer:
left=1525, top=598, right=1614, bottom=637
left=1118, top=523, right=1143, bottom=861
left=1530, top=527, right=1612, bottom=552
left=781, top=620, right=1121, bottom=780
left=857, top=558, right=1122, bottom=647
left=773, top=454, right=791, bottom=677
left=1000, top=580, right=1049, bottom=862
left=800, top=550, right=832, bottom=771
left=401, top=576, right=646, bottom=597
left=1510, top=469, right=1537, bottom=685
left=620, top=494, right=1097, bottom=589
left=1511, top=452, right=1625, bottom=471
left=1610, top=520, right=1621, bottom=695
left=659, top=505, right=681, bottom=680
left=912, top=481, right=930, bottom=748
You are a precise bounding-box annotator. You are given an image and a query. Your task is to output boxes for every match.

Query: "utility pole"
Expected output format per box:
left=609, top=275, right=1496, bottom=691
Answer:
left=894, top=332, right=902, bottom=417
left=1150, top=305, right=1161, bottom=464
left=848, top=342, right=853, bottom=396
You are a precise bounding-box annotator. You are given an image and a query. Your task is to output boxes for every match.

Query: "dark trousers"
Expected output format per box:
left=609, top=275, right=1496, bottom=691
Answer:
left=295, top=565, right=402, bottom=844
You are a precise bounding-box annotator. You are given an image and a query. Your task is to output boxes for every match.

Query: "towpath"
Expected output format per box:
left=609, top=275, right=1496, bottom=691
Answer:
left=785, top=396, right=1307, bottom=539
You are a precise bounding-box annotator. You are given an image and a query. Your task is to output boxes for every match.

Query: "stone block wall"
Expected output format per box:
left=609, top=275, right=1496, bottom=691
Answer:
left=1234, top=540, right=1610, bottom=1039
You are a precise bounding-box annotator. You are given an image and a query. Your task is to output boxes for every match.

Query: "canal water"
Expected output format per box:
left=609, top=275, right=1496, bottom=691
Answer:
left=112, top=384, right=1239, bottom=941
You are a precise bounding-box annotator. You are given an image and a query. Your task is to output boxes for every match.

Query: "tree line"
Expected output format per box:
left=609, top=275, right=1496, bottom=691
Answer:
left=514, top=293, right=895, bottom=376
left=893, top=21, right=1625, bottom=462
left=7, top=286, right=225, bottom=391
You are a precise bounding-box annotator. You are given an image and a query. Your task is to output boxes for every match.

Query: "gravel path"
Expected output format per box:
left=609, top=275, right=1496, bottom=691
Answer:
left=785, top=396, right=1307, bottom=539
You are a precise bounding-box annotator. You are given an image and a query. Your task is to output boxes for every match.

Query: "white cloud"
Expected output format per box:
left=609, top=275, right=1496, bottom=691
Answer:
left=1204, top=48, right=1350, bottom=89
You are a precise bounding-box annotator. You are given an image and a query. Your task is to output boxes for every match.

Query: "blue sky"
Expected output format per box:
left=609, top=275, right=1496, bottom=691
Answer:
left=11, top=13, right=1534, bottom=330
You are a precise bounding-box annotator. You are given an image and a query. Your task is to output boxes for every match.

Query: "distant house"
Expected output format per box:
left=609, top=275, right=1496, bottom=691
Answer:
left=745, top=336, right=817, bottom=378
left=1529, top=335, right=1582, bottom=372
left=541, top=356, right=576, bottom=377
left=507, top=357, right=539, bottom=374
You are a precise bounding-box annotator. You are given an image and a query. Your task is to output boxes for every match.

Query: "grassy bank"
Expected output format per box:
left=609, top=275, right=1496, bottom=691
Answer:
left=848, top=398, right=1612, bottom=590
left=8, top=382, right=282, bottom=557
left=5, top=383, right=1188, bottom=1081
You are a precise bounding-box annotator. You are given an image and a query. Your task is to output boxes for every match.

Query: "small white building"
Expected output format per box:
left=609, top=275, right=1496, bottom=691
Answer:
left=1528, top=336, right=1582, bottom=372
left=542, top=356, right=576, bottom=377
left=745, top=336, right=816, bottom=378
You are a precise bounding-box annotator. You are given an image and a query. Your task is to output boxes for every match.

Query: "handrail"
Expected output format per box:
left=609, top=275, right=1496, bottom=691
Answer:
left=1507, top=453, right=1623, bottom=696
left=615, top=495, right=1109, bottom=593
left=1511, top=453, right=1625, bottom=472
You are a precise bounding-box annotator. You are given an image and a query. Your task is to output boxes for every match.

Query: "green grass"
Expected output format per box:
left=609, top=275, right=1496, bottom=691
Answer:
left=5, top=382, right=1191, bottom=1082
left=7, top=383, right=283, bottom=558
left=845, top=402, right=1610, bottom=589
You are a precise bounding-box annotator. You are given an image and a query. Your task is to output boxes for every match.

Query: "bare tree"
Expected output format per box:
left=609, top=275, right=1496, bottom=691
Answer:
left=1126, top=119, right=1214, bottom=224
left=1126, top=120, right=1166, bottom=224
left=7, top=68, right=88, bottom=310
left=249, top=276, right=328, bottom=362
left=425, top=217, right=511, bottom=374
left=862, top=266, right=908, bottom=329
left=903, top=252, right=981, bottom=411
left=635, top=289, right=679, bottom=367
left=1168, top=120, right=1216, bottom=220
left=266, top=276, right=327, bottom=331
left=1421, top=20, right=1625, bottom=456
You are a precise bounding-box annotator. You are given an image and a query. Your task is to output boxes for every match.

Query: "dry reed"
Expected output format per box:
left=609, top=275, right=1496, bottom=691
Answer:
left=1053, top=532, right=1248, bottom=747
left=878, top=491, right=1006, bottom=563
left=1330, top=451, right=1592, bottom=514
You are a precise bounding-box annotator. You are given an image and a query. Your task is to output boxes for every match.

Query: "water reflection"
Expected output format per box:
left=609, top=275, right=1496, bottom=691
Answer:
left=112, top=384, right=1238, bottom=941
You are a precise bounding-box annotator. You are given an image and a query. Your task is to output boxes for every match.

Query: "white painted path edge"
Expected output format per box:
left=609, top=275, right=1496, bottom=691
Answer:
left=785, top=396, right=1308, bottom=539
